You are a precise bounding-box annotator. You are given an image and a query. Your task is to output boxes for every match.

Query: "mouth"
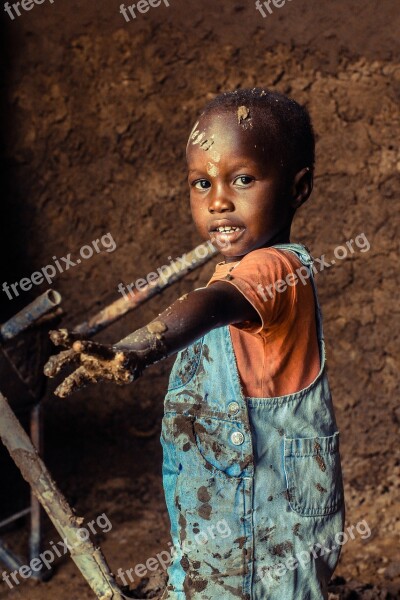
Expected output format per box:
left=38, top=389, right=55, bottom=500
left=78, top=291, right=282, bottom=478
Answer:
left=209, top=220, right=245, bottom=245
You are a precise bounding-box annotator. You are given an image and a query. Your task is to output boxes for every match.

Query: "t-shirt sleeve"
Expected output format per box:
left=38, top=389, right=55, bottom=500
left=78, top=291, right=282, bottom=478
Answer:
left=206, top=248, right=302, bottom=334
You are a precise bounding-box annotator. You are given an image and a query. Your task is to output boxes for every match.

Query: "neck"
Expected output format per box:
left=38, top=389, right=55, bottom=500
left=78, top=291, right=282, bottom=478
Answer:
left=264, top=225, right=291, bottom=247
left=223, top=224, right=292, bottom=264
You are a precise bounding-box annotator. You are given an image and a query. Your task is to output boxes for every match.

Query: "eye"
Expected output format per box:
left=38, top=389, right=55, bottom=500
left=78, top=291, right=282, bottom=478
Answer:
left=192, top=179, right=211, bottom=190
left=233, top=175, right=254, bottom=187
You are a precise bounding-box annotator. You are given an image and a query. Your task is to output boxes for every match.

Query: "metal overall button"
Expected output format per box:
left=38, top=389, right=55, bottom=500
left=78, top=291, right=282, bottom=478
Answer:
left=227, top=401, right=240, bottom=416
left=231, top=431, right=244, bottom=446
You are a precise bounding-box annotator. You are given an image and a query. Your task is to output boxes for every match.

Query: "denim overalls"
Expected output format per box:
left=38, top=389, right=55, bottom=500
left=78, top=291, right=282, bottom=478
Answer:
left=160, top=243, right=345, bottom=600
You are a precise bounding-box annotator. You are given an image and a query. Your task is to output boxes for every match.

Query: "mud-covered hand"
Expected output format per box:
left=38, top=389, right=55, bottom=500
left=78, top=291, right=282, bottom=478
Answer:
left=44, top=338, right=143, bottom=398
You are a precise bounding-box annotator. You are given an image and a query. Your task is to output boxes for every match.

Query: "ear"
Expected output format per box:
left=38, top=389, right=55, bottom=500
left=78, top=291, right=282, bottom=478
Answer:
left=290, top=167, right=313, bottom=210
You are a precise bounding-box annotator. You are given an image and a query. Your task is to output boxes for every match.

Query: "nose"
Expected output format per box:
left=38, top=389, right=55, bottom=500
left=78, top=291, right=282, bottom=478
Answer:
left=208, top=186, right=234, bottom=214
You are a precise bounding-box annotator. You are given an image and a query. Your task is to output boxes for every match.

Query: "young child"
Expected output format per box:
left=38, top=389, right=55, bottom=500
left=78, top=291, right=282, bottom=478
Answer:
left=45, top=88, right=345, bottom=600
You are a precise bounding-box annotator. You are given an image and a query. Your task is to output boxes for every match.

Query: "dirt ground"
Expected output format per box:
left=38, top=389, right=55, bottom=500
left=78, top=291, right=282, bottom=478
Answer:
left=0, top=0, right=399, bottom=598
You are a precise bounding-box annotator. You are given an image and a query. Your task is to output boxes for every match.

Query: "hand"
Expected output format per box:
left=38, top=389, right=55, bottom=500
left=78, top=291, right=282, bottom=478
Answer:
left=44, top=336, right=143, bottom=398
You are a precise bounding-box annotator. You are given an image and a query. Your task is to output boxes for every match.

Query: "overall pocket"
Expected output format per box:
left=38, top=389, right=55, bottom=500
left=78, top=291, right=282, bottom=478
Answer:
left=162, top=413, right=252, bottom=480
left=283, top=432, right=344, bottom=517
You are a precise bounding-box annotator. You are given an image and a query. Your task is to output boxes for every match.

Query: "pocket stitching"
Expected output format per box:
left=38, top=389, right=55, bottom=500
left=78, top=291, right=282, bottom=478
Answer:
left=283, top=432, right=343, bottom=517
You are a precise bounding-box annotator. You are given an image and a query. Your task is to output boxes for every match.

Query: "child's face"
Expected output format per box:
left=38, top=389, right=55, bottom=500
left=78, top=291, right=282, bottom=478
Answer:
left=187, top=110, right=293, bottom=262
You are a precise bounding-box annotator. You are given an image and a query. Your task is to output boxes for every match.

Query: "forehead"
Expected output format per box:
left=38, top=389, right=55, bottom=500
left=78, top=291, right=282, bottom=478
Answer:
left=186, top=109, right=273, bottom=166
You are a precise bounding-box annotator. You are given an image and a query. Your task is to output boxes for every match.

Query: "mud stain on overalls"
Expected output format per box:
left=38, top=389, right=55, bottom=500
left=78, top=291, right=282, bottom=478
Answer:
left=314, top=440, right=327, bottom=472
left=177, top=342, right=202, bottom=381
left=282, top=487, right=295, bottom=502
left=198, top=503, right=212, bottom=520
left=197, top=486, right=211, bottom=503
left=178, top=509, right=187, bottom=543
left=258, top=526, right=276, bottom=543
left=292, top=523, right=302, bottom=539
left=315, top=483, right=327, bottom=493
left=270, top=540, right=294, bottom=557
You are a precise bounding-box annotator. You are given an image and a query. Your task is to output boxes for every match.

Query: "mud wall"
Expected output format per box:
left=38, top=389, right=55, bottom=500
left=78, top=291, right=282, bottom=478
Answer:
left=0, top=0, right=399, bottom=597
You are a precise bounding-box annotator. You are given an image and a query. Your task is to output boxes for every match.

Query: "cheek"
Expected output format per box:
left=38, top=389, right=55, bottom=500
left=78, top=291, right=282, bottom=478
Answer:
left=240, top=195, right=270, bottom=223
left=190, top=199, right=207, bottom=227
left=189, top=196, right=198, bottom=217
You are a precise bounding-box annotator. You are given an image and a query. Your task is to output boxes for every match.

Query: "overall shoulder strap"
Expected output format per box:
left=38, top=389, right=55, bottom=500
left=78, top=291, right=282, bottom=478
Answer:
left=271, top=243, right=325, bottom=344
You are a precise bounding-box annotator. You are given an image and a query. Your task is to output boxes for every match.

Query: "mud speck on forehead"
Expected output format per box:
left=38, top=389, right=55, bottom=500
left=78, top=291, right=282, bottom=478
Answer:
left=237, top=105, right=250, bottom=123
left=200, top=138, right=215, bottom=151
left=207, top=162, right=219, bottom=177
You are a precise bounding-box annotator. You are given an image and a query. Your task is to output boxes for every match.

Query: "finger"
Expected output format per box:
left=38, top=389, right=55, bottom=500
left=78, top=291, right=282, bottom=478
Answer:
left=44, top=349, right=79, bottom=378
left=72, top=340, right=118, bottom=360
left=54, top=366, right=98, bottom=398
left=49, top=329, right=82, bottom=348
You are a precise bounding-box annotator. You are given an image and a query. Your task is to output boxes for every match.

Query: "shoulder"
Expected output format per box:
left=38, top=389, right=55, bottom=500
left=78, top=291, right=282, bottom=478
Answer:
left=234, top=247, right=303, bottom=278
left=230, top=246, right=314, bottom=325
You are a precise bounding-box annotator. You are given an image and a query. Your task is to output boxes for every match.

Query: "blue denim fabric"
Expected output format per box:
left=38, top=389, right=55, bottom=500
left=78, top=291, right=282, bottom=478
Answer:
left=160, top=244, right=345, bottom=600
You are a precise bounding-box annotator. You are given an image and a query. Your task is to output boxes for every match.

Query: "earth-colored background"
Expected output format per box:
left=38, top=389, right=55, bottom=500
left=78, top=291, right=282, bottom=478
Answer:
left=0, top=0, right=399, bottom=598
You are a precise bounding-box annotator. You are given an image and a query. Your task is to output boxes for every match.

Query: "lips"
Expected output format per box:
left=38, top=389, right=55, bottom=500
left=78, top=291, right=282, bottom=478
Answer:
left=209, top=219, right=245, bottom=245
left=208, top=219, right=244, bottom=233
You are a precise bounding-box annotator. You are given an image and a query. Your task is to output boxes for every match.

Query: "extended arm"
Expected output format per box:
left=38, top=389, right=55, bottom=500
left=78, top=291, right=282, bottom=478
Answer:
left=45, top=282, right=259, bottom=397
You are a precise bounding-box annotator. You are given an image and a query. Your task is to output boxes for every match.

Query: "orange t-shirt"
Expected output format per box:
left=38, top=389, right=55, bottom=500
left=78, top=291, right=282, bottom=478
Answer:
left=206, top=247, right=320, bottom=398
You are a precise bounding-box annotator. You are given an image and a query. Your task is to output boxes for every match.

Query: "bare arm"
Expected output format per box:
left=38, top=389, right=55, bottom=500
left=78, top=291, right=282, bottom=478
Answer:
left=45, top=282, right=259, bottom=397
left=115, top=281, right=259, bottom=356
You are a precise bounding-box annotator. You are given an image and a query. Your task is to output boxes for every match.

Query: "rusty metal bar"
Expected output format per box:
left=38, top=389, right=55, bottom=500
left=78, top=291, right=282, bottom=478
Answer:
left=73, top=242, right=217, bottom=337
left=29, top=403, right=45, bottom=578
left=0, top=540, right=24, bottom=572
left=0, top=391, right=129, bottom=599
left=0, top=290, right=63, bottom=578
left=0, top=290, right=62, bottom=342
left=0, top=507, right=31, bottom=530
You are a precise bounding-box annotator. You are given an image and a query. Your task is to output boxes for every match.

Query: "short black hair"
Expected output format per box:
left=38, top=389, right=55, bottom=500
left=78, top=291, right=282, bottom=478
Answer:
left=201, top=88, right=315, bottom=177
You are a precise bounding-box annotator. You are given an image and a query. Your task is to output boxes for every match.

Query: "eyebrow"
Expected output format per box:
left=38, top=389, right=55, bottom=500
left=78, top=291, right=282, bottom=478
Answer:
left=187, top=169, right=205, bottom=178
left=227, top=161, right=260, bottom=170
left=188, top=161, right=260, bottom=173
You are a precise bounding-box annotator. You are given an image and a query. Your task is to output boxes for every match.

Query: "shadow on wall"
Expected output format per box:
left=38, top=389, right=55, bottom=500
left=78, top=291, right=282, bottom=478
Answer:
left=0, top=13, right=30, bottom=321
left=0, top=14, right=50, bottom=520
